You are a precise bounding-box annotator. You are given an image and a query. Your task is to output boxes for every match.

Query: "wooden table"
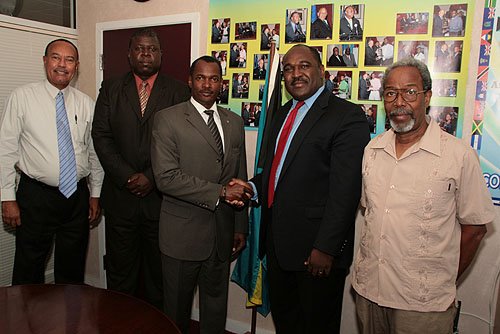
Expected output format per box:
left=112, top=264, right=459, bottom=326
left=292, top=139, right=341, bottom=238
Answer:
left=0, top=284, right=180, bottom=334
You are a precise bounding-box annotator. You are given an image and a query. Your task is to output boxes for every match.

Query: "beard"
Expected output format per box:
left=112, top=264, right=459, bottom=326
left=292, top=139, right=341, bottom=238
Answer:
left=389, top=108, right=415, bottom=133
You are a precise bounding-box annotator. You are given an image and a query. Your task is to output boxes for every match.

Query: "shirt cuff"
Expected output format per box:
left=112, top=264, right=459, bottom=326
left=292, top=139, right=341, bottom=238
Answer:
left=248, top=181, right=258, bottom=201
left=1, top=188, right=16, bottom=201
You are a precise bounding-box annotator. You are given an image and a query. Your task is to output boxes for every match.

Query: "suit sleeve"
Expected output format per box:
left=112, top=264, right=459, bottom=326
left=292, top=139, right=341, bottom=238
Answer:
left=234, top=118, right=249, bottom=234
left=151, top=110, right=222, bottom=211
left=313, top=103, right=370, bottom=256
left=91, top=80, right=136, bottom=188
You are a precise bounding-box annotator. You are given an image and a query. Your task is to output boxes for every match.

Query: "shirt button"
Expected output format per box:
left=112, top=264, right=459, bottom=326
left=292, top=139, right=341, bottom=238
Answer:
left=384, top=209, right=390, bottom=214
left=380, top=258, right=385, bottom=264
left=381, top=234, right=387, bottom=240
left=390, top=185, right=395, bottom=189
left=395, top=161, right=399, bottom=165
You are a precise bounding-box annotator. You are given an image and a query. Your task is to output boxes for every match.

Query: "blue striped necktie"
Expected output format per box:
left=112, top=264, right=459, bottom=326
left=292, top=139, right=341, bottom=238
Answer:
left=56, top=91, right=77, bottom=198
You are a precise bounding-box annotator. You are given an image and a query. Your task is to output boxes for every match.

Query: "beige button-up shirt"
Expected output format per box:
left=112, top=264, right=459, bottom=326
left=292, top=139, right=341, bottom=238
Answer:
left=352, top=116, right=496, bottom=312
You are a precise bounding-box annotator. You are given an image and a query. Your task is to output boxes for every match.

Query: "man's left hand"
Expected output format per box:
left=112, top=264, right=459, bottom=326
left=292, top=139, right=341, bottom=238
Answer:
left=88, top=197, right=101, bottom=227
left=232, top=233, right=246, bottom=255
left=126, top=173, right=153, bottom=197
left=305, top=248, right=334, bottom=277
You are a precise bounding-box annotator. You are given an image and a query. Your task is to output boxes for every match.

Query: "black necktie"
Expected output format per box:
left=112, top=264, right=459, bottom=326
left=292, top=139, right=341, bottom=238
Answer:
left=204, top=110, right=224, bottom=160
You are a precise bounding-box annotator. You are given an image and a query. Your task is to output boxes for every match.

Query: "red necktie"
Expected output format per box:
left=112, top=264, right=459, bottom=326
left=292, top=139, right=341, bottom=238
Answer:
left=267, top=101, right=305, bottom=208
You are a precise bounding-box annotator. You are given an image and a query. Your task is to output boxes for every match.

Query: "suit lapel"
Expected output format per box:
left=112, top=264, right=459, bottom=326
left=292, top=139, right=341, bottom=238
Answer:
left=184, top=102, right=221, bottom=156
left=142, top=74, right=165, bottom=122
left=123, top=73, right=142, bottom=120
left=278, top=90, right=330, bottom=184
left=218, top=107, right=232, bottom=165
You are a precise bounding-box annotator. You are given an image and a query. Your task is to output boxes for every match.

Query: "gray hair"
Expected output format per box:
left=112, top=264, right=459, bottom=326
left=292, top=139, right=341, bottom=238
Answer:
left=382, top=58, right=432, bottom=93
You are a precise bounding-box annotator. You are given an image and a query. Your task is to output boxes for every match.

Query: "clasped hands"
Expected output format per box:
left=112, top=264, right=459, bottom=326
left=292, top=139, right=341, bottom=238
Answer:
left=222, top=178, right=254, bottom=208
left=126, top=173, right=153, bottom=198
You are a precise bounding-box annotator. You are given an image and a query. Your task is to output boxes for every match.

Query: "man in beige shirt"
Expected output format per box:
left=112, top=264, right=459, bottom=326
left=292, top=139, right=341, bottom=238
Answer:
left=352, top=58, right=496, bottom=334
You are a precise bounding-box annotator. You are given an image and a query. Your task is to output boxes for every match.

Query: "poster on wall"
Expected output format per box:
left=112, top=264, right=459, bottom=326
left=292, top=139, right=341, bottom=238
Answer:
left=473, top=0, right=500, bottom=204
left=208, top=0, right=474, bottom=140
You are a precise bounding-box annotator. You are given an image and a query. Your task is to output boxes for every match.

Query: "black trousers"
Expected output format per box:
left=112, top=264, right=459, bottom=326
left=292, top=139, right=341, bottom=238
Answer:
left=267, top=223, right=348, bottom=334
left=13, top=174, right=90, bottom=285
left=104, top=210, right=163, bottom=310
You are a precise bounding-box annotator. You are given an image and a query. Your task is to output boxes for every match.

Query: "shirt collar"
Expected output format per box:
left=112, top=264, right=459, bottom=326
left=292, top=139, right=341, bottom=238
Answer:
left=291, top=85, right=325, bottom=110
left=133, top=72, right=159, bottom=92
left=372, top=115, right=441, bottom=156
left=44, top=79, right=71, bottom=98
left=190, top=97, right=217, bottom=116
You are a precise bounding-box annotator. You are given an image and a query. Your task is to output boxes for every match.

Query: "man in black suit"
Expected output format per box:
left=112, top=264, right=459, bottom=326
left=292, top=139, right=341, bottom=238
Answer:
left=92, top=28, right=190, bottom=310
left=253, top=58, right=267, bottom=80
left=339, top=5, right=363, bottom=41
left=261, top=27, right=271, bottom=50
left=285, top=11, right=306, bottom=43
left=311, top=7, right=332, bottom=39
left=365, top=39, right=380, bottom=66
left=359, top=72, right=370, bottom=100
left=229, top=44, right=239, bottom=68
left=234, top=45, right=370, bottom=333
left=212, top=21, right=222, bottom=43
left=328, top=47, right=346, bottom=67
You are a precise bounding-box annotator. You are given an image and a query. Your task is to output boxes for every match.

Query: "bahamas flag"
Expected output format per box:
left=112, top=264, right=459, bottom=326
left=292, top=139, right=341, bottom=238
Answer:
left=230, top=42, right=282, bottom=317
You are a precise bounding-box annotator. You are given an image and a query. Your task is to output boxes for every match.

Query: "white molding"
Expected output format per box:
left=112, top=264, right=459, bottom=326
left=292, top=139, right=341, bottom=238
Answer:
left=95, top=12, right=200, bottom=97
left=0, top=13, right=77, bottom=36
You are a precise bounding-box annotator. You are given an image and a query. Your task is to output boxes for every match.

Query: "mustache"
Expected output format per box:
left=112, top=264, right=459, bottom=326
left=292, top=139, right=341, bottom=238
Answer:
left=291, top=77, right=308, bottom=85
left=389, top=108, right=414, bottom=118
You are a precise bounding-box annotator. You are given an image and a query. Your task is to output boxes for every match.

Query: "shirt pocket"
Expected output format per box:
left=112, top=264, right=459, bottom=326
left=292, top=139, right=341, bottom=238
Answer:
left=410, top=179, right=456, bottom=221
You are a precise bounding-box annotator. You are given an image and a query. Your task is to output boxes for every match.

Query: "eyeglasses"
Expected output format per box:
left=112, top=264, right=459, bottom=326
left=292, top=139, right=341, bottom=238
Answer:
left=383, top=88, right=427, bottom=102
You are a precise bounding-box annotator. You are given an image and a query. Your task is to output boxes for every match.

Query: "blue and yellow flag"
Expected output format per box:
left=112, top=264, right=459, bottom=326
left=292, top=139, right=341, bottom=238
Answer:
left=230, top=42, right=282, bottom=317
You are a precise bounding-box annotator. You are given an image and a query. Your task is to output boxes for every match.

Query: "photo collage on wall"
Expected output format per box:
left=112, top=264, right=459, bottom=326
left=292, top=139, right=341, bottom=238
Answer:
left=208, top=1, right=471, bottom=136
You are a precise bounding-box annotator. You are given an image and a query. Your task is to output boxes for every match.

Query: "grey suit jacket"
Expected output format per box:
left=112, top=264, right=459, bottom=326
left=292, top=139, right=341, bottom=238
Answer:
left=151, top=101, right=249, bottom=262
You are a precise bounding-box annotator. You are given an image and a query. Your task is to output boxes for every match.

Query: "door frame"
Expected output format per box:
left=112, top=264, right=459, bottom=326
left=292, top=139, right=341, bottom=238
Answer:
left=93, top=13, right=199, bottom=287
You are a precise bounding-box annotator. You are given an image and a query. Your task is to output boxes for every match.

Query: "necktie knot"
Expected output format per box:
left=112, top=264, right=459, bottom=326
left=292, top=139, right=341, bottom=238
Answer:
left=204, top=110, right=214, bottom=117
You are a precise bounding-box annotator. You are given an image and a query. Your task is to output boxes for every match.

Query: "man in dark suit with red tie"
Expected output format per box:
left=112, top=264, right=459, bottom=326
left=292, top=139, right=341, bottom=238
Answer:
left=235, top=45, right=370, bottom=333
left=92, top=28, right=190, bottom=309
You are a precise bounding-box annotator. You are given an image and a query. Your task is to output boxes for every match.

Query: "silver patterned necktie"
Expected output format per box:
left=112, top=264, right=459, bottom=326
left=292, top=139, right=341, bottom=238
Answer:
left=204, top=110, right=224, bottom=160
left=56, top=91, right=77, bottom=198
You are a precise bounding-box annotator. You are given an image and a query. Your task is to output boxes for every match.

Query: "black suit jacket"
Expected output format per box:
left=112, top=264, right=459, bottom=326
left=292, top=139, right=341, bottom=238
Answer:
left=328, top=54, right=346, bottom=67
left=92, top=72, right=190, bottom=220
left=310, top=19, right=332, bottom=39
left=339, top=17, right=363, bottom=41
left=251, top=89, right=370, bottom=271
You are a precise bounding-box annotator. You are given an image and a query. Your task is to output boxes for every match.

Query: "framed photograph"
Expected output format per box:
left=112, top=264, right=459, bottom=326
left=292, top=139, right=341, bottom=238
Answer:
left=429, top=106, right=459, bottom=136
left=396, top=13, right=429, bottom=34
left=211, top=18, right=230, bottom=44
left=311, top=46, right=323, bottom=62
left=432, top=4, right=467, bottom=37
left=235, top=21, right=257, bottom=40
left=217, top=80, right=230, bottom=105
left=397, top=41, right=429, bottom=64
left=327, top=44, right=358, bottom=67
left=285, top=8, right=307, bottom=43
left=211, top=50, right=228, bottom=76
left=310, top=4, right=333, bottom=40
left=359, top=104, right=377, bottom=133
left=253, top=54, right=269, bottom=80
left=432, top=79, right=458, bottom=97
left=232, top=73, right=250, bottom=99
left=229, top=42, right=247, bottom=68
left=241, top=102, right=262, bottom=127
left=434, top=40, right=463, bottom=73
left=358, top=71, right=384, bottom=101
left=261, top=24, right=280, bottom=51
left=365, top=36, right=394, bottom=66
left=339, top=4, right=365, bottom=41
left=324, top=70, right=352, bottom=99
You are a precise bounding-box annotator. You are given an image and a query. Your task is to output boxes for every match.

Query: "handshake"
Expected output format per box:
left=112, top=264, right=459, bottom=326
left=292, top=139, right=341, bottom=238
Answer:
left=221, top=178, right=254, bottom=208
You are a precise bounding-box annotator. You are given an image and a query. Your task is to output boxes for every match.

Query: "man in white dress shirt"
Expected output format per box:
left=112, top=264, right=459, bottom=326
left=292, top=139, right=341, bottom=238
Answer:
left=0, top=39, right=103, bottom=285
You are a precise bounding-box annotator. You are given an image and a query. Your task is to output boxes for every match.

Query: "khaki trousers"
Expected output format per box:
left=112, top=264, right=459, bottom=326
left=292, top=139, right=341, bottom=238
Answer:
left=355, top=291, right=457, bottom=334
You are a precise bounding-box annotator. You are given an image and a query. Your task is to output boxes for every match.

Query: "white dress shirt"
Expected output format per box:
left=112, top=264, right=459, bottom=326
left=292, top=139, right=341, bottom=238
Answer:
left=0, top=80, right=104, bottom=200
left=190, top=97, right=225, bottom=152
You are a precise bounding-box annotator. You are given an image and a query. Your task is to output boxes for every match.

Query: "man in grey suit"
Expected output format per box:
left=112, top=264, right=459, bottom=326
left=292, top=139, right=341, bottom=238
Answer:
left=151, top=56, right=252, bottom=334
